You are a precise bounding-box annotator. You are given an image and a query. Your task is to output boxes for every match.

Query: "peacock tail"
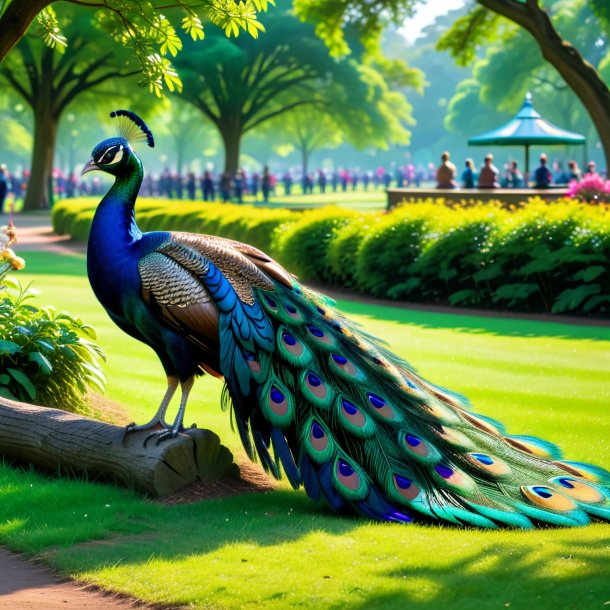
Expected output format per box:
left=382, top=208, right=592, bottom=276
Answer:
left=217, top=272, right=610, bottom=529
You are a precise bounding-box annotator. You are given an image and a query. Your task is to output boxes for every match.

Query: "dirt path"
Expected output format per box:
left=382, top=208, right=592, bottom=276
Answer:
left=0, top=547, right=158, bottom=609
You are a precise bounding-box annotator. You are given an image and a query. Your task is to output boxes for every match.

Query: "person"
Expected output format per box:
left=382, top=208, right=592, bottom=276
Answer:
left=506, top=161, right=524, bottom=188
left=533, top=153, right=552, bottom=189
left=436, top=151, right=457, bottom=189
left=317, top=169, right=327, bottom=194
left=477, top=154, right=499, bottom=188
left=282, top=170, right=292, bottom=196
left=567, top=160, right=582, bottom=182
left=186, top=172, right=196, bottom=200
left=461, top=158, right=475, bottom=188
left=201, top=170, right=215, bottom=201
left=220, top=172, right=232, bottom=202
left=261, top=165, right=271, bottom=202
left=585, top=160, right=597, bottom=176
left=0, top=165, right=8, bottom=212
left=251, top=172, right=260, bottom=199
left=234, top=169, right=244, bottom=203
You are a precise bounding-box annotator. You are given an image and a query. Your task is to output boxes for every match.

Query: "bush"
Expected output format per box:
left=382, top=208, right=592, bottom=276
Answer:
left=413, top=206, right=505, bottom=306
left=327, top=216, right=383, bottom=289
left=567, top=174, right=610, bottom=204
left=52, top=197, right=610, bottom=317
left=273, top=207, right=356, bottom=282
left=0, top=225, right=105, bottom=412
left=355, top=204, right=440, bottom=298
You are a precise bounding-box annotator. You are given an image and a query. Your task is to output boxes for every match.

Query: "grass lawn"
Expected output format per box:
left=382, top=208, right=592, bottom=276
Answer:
left=1, top=249, right=609, bottom=609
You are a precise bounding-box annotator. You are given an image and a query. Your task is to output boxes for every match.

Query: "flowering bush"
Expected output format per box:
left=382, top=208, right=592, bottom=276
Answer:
left=567, top=173, right=610, bottom=204
left=0, top=224, right=105, bottom=412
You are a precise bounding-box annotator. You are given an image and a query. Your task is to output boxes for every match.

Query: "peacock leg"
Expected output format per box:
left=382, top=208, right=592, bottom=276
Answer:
left=122, top=375, right=178, bottom=440
left=143, top=377, right=196, bottom=447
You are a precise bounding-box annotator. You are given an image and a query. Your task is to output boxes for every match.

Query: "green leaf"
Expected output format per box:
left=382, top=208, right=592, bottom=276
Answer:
left=28, top=352, right=53, bottom=375
left=581, top=266, right=606, bottom=283
left=552, top=284, right=602, bottom=314
left=0, top=340, right=21, bottom=354
left=7, top=368, right=36, bottom=400
left=0, top=374, right=10, bottom=384
left=0, top=386, right=18, bottom=401
left=582, top=294, right=610, bottom=313
left=449, top=289, right=479, bottom=306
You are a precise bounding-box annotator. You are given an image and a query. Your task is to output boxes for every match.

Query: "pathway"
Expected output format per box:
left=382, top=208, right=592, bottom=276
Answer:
left=0, top=547, right=155, bottom=609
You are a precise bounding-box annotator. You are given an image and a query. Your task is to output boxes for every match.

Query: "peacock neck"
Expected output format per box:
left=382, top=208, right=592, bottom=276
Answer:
left=93, top=155, right=143, bottom=245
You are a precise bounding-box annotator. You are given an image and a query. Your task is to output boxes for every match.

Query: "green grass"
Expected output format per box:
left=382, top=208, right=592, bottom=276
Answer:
left=1, top=249, right=609, bottom=609
left=242, top=188, right=387, bottom=210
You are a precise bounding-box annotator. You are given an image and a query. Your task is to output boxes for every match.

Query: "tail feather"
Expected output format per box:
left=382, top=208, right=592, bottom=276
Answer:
left=218, top=277, right=609, bottom=529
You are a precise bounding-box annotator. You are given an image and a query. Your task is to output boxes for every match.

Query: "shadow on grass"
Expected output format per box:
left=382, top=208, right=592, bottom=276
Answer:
left=1, top=462, right=609, bottom=609
left=333, top=297, right=610, bottom=343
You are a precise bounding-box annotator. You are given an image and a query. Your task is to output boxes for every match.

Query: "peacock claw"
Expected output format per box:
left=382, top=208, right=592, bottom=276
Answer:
left=122, top=420, right=169, bottom=444
left=143, top=428, right=180, bottom=447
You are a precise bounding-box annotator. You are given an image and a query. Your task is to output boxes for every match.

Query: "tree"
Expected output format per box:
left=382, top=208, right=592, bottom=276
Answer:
left=175, top=8, right=419, bottom=175
left=269, top=107, right=344, bottom=178
left=444, top=1, right=607, bottom=166
left=0, top=8, right=140, bottom=209
left=0, top=0, right=270, bottom=95
left=438, top=0, right=610, bottom=171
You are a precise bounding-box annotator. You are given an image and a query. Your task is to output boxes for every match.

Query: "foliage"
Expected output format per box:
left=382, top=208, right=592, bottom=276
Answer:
left=567, top=173, right=610, bottom=204
left=0, top=0, right=273, bottom=96
left=294, top=0, right=422, bottom=57
left=0, top=224, right=105, bottom=411
left=174, top=7, right=416, bottom=173
left=273, top=207, right=356, bottom=282
left=355, top=205, right=437, bottom=299
left=53, top=197, right=610, bottom=317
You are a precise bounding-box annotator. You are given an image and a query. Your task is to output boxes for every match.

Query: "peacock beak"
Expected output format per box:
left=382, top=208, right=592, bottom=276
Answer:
left=81, top=158, right=99, bottom=175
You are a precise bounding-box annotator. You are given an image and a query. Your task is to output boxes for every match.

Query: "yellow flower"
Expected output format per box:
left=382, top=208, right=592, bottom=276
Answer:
left=1, top=248, right=15, bottom=261
left=10, top=256, right=25, bottom=270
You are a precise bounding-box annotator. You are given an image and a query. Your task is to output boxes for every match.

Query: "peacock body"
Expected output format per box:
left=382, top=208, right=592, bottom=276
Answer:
left=83, top=111, right=610, bottom=529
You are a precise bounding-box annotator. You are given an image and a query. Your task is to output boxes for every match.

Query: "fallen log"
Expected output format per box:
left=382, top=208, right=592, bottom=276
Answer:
left=0, top=398, right=239, bottom=497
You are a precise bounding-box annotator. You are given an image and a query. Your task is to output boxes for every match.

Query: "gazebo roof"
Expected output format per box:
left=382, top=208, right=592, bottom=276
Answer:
left=468, top=93, right=586, bottom=147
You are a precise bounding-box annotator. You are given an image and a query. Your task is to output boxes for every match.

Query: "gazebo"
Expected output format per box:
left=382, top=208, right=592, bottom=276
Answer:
left=468, top=93, right=586, bottom=178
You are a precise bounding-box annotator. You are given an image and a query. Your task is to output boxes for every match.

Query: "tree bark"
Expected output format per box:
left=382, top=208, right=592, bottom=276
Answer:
left=219, top=121, right=242, bottom=176
left=478, top=0, right=610, bottom=171
left=0, top=0, right=51, bottom=63
left=23, top=64, right=57, bottom=210
left=0, top=398, right=239, bottom=497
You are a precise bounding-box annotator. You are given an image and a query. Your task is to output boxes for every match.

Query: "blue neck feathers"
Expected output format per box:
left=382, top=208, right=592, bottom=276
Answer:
left=90, top=154, right=144, bottom=247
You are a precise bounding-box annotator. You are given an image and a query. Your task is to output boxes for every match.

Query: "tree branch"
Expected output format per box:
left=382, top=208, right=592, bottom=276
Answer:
left=0, top=66, right=33, bottom=105
left=244, top=99, right=321, bottom=132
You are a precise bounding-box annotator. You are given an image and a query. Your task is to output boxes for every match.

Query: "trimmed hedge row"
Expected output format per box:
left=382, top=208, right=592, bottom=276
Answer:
left=52, top=197, right=610, bottom=316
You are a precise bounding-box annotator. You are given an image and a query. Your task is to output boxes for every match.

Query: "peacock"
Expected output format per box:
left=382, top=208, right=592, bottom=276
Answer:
left=83, top=110, right=610, bottom=529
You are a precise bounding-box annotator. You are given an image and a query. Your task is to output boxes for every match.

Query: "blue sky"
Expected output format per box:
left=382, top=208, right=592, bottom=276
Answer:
left=400, top=0, right=466, bottom=42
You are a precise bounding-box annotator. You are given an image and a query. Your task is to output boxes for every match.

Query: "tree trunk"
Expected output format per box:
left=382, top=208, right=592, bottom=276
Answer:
left=478, top=0, right=610, bottom=171
left=23, top=48, right=57, bottom=211
left=0, top=399, right=239, bottom=497
left=0, top=0, right=51, bottom=63
left=301, top=146, right=309, bottom=179
left=220, top=121, right=242, bottom=176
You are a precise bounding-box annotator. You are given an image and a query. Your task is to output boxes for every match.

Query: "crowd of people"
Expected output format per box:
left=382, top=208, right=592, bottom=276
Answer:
left=435, top=151, right=602, bottom=190
left=0, top=154, right=607, bottom=211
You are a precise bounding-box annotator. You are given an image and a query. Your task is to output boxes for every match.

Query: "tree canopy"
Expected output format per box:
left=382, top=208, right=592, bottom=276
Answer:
left=0, top=0, right=272, bottom=94
left=174, top=8, right=419, bottom=174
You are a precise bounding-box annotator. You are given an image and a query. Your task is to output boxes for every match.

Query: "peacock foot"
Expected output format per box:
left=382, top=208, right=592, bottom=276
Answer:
left=143, top=423, right=198, bottom=447
left=121, top=419, right=169, bottom=443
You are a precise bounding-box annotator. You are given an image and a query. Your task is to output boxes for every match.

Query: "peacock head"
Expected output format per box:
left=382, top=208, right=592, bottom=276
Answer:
left=82, top=110, right=154, bottom=178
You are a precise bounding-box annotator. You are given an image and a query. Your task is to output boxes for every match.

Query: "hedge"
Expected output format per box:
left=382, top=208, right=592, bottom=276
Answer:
left=51, top=197, right=610, bottom=317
